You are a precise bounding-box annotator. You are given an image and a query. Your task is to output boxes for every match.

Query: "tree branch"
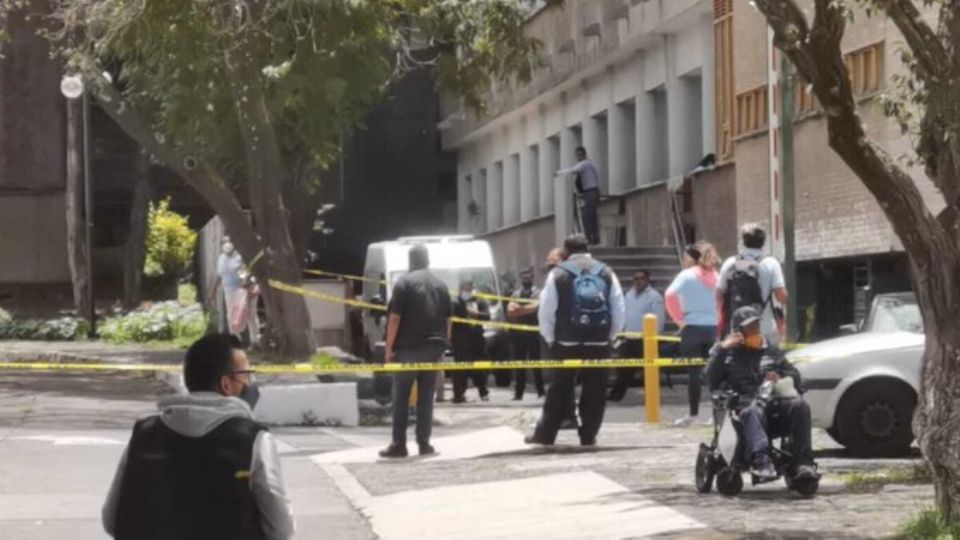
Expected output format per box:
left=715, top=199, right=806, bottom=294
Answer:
left=85, top=70, right=263, bottom=259
left=881, top=0, right=950, bottom=85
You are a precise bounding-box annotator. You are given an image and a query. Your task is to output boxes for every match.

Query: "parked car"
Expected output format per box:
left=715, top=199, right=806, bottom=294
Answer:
left=789, top=292, right=923, bottom=457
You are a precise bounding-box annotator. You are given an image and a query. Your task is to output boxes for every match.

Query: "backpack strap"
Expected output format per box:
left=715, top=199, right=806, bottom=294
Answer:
left=588, top=262, right=606, bottom=276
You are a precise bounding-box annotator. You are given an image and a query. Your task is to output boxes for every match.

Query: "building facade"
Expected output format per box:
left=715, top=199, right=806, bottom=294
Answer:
left=442, top=0, right=730, bottom=284
left=443, top=0, right=938, bottom=339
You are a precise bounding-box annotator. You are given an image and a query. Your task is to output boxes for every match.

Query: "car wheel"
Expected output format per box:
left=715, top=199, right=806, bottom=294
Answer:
left=837, top=379, right=915, bottom=457
left=826, top=426, right=846, bottom=447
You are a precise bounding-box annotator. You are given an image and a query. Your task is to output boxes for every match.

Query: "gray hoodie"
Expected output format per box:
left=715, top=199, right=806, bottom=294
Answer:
left=102, top=392, right=295, bottom=539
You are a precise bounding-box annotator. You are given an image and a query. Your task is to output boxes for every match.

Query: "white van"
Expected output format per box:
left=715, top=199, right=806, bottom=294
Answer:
left=360, top=235, right=507, bottom=361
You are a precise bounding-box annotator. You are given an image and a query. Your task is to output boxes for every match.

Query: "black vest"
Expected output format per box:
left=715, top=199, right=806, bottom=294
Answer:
left=554, top=257, right=613, bottom=344
left=115, top=415, right=267, bottom=540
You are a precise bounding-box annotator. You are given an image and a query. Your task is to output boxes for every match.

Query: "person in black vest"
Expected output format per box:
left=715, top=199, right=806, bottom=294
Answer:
left=451, top=278, right=491, bottom=403
left=525, top=234, right=625, bottom=446
left=507, top=268, right=545, bottom=400
left=102, top=334, right=294, bottom=540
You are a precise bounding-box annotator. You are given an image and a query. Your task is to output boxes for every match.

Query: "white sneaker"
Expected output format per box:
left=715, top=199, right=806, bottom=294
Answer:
left=672, top=415, right=697, bottom=427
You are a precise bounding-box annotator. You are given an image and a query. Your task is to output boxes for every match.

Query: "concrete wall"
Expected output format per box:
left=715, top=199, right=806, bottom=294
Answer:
left=0, top=194, right=70, bottom=282
left=690, top=164, right=738, bottom=257
left=622, top=184, right=674, bottom=248
left=482, top=216, right=555, bottom=287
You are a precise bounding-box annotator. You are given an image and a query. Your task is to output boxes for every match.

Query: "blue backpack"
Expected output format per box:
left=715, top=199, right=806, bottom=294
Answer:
left=560, top=261, right=612, bottom=338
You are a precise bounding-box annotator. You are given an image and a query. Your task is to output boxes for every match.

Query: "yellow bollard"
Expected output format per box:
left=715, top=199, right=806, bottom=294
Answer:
left=409, top=380, right=418, bottom=407
left=643, top=314, right=660, bottom=424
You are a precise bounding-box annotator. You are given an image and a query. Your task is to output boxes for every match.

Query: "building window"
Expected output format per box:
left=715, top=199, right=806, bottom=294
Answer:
left=846, top=41, right=884, bottom=95
left=735, top=85, right=768, bottom=136
left=713, top=0, right=734, bottom=161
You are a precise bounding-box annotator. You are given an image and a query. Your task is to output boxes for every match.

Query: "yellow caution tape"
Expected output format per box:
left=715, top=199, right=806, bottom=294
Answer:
left=271, top=278, right=681, bottom=343
left=304, top=268, right=537, bottom=305
left=0, top=357, right=706, bottom=374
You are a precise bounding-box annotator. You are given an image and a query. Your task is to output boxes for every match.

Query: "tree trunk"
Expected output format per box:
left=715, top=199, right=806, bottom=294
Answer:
left=123, top=152, right=151, bottom=309
left=224, top=35, right=316, bottom=359
left=65, top=98, right=91, bottom=321
left=916, top=331, right=960, bottom=523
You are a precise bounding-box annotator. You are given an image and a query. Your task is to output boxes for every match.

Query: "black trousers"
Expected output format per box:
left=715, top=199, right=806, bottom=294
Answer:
left=680, top=325, right=716, bottom=416
left=579, top=188, right=601, bottom=245
left=534, top=344, right=610, bottom=444
left=513, top=335, right=544, bottom=398
left=453, top=339, right=488, bottom=400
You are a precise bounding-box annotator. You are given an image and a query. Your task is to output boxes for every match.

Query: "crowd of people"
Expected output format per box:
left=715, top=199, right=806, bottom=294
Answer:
left=99, top=224, right=814, bottom=539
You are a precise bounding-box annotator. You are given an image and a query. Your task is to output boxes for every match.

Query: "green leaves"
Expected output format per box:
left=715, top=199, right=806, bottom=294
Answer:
left=144, top=198, right=197, bottom=279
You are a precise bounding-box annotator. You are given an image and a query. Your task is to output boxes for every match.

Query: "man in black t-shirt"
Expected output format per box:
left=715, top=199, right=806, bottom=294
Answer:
left=379, top=245, right=452, bottom=459
left=507, top=268, right=545, bottom=400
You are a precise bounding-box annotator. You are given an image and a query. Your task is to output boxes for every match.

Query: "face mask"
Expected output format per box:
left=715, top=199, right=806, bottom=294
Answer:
left=460, top=292, right=472, bottom=301
left=239, top=383, right=260, bottom=410
left=744, top=334, right=764, bottom=350
left=222, top=242, right=235, bottom=255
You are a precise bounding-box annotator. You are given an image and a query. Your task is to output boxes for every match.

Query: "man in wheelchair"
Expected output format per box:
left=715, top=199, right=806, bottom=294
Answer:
left=704, top=306, right=817, bottom=483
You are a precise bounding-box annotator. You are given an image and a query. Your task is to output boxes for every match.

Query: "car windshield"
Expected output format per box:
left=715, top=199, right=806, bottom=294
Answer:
left=390, top=267, right=499, bottom=298
left=865, top=294, right=923, bottom=334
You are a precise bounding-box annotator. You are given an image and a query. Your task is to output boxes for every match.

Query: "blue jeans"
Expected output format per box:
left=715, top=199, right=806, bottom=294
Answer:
left=391, top=345, right=443, bottom=446
left=740, top=398, right=814, bottom=467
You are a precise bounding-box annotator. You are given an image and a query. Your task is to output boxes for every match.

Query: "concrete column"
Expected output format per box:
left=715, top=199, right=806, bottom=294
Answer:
left=457, top=173, right=470, bottom=233
left=503, top=154, right=520, bottom=226
left=608, top=102, right=635, bottom=194
left=520, top=145, right=538, bottom=222
left=486, top=162, right=503, bottom=231
left=635, top=90, right=659, bottom=185
left=666, top=35, right=701, bottom=177
left=556, top=127, right=579, bottom=245
left=539, top=136, right=557, bottom=215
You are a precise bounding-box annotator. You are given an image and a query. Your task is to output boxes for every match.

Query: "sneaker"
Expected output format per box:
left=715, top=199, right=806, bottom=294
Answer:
left=607, top=391, right=626, bottom=403
left=451, top=396, right=466, bottom=404
left=752, top=460, right=778, bottom=481
left=418, top=443, right=437, bottom=456
left=672, top=415, right=697, bottom=428
left=378, top=443, right=408, bottom=459
left=480, top=393, right=490, bottom=402
left=580, top=437, right=597, bottom=447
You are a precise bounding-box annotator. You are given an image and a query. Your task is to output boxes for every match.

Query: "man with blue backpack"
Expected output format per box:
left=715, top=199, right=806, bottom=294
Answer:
left=525, top=234, right=625, bottom=446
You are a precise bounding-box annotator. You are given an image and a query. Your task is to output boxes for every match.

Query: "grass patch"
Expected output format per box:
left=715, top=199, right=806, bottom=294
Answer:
left=841, top=463, right=931, bottom=491
left=177, top=283, right=198, bottom=305
left=901, top=508, right=960, bottom=540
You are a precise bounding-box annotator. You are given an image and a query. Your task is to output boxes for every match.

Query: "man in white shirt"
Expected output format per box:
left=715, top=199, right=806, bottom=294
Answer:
left=608, top=270, right=665, bottom=401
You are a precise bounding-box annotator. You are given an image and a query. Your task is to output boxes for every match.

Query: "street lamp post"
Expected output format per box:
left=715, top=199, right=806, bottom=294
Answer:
left=60, top=75, right=96, bottom=336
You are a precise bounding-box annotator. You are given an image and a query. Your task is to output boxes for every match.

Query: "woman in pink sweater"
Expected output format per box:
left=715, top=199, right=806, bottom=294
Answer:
left=665, top=241, right=721, bottom=427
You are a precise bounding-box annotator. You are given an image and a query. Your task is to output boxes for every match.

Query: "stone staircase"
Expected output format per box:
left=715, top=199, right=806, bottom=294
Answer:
left=590, top=245, right=682, bottom=334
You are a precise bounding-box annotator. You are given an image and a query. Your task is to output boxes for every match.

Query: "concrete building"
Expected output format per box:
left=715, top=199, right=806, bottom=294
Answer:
left=723, top=0, right=939, bottom=338
left=443, top=0, right=934, bottom=338
left=441, top=0, right=732, bottom=286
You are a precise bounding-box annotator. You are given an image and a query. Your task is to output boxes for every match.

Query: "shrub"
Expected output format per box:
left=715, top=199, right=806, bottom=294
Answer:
left=0, top=316, right=89, bottom=341
left=144, top=198, right=198, bottom=279
left=99, top=301, right=206, bottom=345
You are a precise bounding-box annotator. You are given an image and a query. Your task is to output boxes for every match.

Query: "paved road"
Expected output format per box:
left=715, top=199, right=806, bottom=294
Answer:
left=0, top=370, right=932, bottom=539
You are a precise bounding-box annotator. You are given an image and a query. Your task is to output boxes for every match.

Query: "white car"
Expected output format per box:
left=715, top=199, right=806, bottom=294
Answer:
left=789, top=293, right=923, bottom=457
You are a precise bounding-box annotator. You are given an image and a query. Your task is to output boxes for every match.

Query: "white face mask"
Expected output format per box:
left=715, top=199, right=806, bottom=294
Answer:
left=460, top=292, right=472, bottom=301
left=222, top=242, right=235, bottom=255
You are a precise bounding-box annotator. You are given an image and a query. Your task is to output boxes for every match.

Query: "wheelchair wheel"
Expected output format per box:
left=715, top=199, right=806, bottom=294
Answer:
left=695, top=444, right=715, bottom=494
left=716, top=467, right=743, bottom=496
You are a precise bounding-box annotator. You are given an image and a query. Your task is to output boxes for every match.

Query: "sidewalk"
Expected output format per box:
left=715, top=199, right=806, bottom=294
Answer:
left=0, top=340, right=183, bottom=365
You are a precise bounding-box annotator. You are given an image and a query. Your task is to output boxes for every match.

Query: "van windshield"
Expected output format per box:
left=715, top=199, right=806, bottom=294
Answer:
left=390, top=268, right=499, bottom=298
